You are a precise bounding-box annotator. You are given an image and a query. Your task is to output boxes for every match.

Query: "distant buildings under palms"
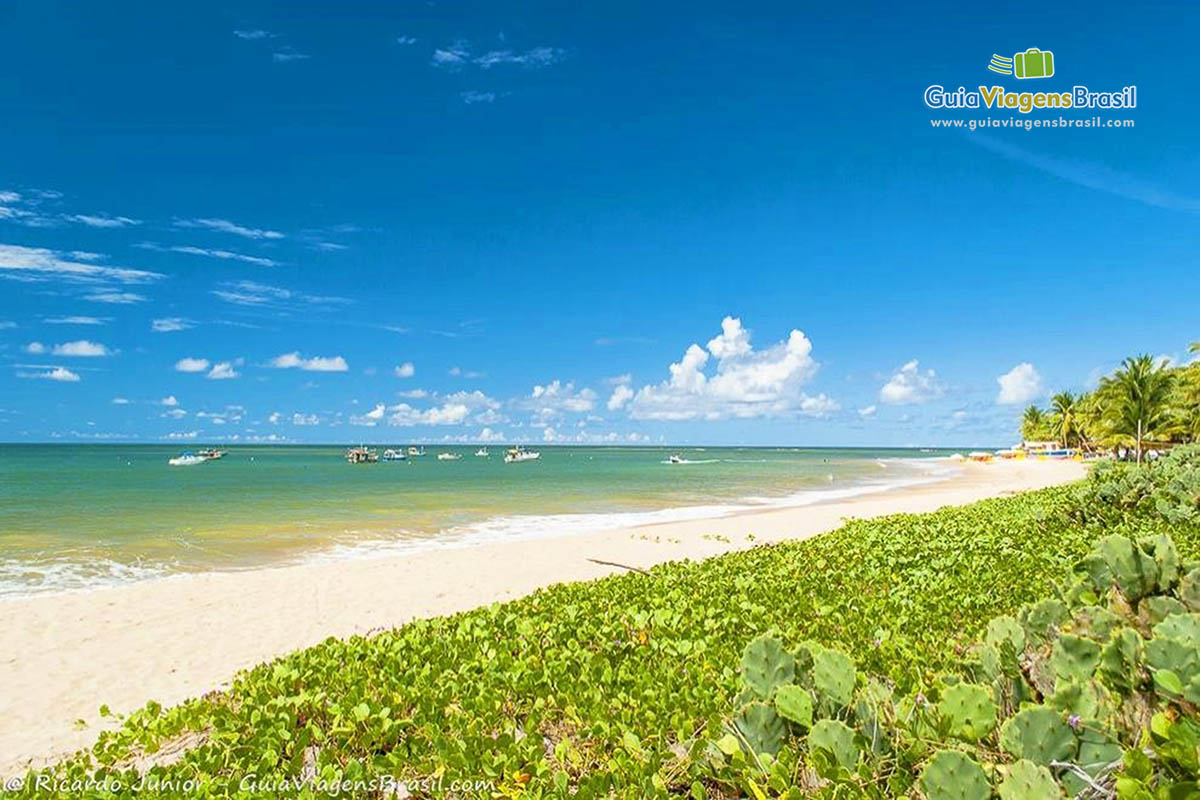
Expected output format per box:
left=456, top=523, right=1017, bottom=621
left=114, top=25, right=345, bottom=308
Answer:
left=1020, top=342, right=1200, bottom=463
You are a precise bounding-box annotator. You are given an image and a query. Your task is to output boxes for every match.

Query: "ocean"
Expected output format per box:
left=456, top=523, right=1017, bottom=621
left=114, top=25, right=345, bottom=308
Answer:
left=0, top=445, right=959, bottom=598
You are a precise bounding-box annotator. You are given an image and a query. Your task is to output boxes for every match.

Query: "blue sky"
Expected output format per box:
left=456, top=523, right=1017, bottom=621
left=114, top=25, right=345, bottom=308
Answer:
left=1, top=0, right=1197, bottom=446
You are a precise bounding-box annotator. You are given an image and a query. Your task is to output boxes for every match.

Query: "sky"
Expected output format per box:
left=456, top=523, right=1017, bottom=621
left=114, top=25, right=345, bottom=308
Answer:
left=1, top=0, right=1197, bottom=447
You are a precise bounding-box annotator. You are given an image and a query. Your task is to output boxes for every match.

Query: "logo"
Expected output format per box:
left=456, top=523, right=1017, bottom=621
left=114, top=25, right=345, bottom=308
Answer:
left=988, top=48, right=1055, bottom=79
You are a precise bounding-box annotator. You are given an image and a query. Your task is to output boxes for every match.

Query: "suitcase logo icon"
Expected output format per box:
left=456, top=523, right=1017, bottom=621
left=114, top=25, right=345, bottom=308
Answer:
left=988, top=48, right=1055, bottom=79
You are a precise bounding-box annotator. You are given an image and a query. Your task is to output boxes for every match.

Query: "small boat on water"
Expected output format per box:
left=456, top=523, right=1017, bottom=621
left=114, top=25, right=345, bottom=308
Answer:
left=168, top=451, right=208, bottom=467
left=437, top=452, right=462, bottom=461
left=196, top=448, right=226, bottom=460
left=407, top=446, right=426, bottom=457
left=504, top=446, right=540, bottom=464
left=474, top=447, right=489, bottom=457
left=667, top=454, right=684, bottom=464
left=346, top=446, right=379, bottom=464
left=381, top=449, right=407, bottom=462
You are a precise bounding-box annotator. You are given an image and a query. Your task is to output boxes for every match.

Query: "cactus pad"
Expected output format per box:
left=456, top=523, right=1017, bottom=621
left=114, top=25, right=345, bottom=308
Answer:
left=936, top=682, right=997, bottom=742
left=739, top=635, right=795, bottom=700
left=807, top=718, right=859, bottom=772
left=997, top=759, right=1062, bottom=799
left=999, top=706, right=1078, bottom=766
left=919, top=749, right=990, bottom=800
left=773, top=684, right=813, bottom=728
left=1050, top=634, right=1101, bottom=684
left=811, top=647, right=856, bottom=707
left=732, top=701, right=785, bottom=756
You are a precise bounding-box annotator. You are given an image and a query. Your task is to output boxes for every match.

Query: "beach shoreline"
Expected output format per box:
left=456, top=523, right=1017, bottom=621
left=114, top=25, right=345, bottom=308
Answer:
left=0, top=458, right=1086, bottom=777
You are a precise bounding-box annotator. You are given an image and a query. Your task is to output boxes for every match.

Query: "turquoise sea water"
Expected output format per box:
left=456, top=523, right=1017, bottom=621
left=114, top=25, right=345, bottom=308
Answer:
left=0, top=445, right=959, bottom=598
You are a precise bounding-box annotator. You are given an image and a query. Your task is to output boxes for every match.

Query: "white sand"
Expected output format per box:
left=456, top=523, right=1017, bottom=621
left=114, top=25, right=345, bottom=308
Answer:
left=0, top=458, right=1086, bottom=776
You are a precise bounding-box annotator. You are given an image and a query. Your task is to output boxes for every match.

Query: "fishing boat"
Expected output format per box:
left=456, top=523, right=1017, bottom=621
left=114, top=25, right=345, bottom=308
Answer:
left=197, top=448, right=226, bottom=461
left=504, top=446, right=540, bottom=464
left=345, top=446, right=378, bottom=464
left=167, top=451, right=208, bottom=467
left=381, top=449, right=407, bottom=462
left=667, top=454, right=684, bottom=464
left=437, top=452, right=462, bottom=461
left=474, top=447, right=489, bottom=457
left=407, top=446, right=426, bottom=457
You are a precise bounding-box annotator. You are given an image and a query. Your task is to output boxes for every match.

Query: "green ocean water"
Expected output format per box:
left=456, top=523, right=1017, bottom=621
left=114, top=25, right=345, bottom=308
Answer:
left=0, top=445, right=959, bottom=598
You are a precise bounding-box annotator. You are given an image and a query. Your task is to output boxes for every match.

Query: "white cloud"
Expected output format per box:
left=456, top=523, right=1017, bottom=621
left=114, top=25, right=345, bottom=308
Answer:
left=139, top=243, right=278, bottom=267
left=397, top=389, right=428, bottom=399
left=351, top=403, right=386, bottom=426
left=233, top=29, right=274, bottom=40
left=292, top=413, right=320, bottom=426
left=152, top=317, right=192, bottom=332
left=879, top=360, right=944, bottom=405
left=0, top=320, right=16, bottom=329
left=394, top=362, right=415, bottom=378
left=387, top=390, right=499, bottom=427
left=45, top=316, right=106, bottom=325
left=272, top=51, right=310, bottom=63
left=996, top=362, right=1044, bottom=405
left=20, top=366, right=80, bottom=382
left=211, top=280, right=349, bottom=309
left=174, top=218, right=284, bottom=240
left=857, top=405, right=877, bottom=418
left=63, top=214, right=140, bottom=228
left=448, top=366, right=484, bottom=378
left=23, top=342, right=46, bottom=354
left=267, top=411, right=281, bottom=424
left=162, top=430, right=198, bottom=440
left=161, top=395, right=179, bottom=407
left=0, top=244, right=162, bottom=285
left=111, top=397, right=130, bottom=405
left=461, top=90, right=496, bottom=104
left=52, top=340, right=110, bottom=357
left=525, top=380, right=597, bottom=419
left=627, top=316, right=826, bottom=421
left=476, top=427, right=507, bottom=442
left=86, top=292, right=146, bottom=304
left=798, top=394, right=840, bottom=417
left=207, top=361, right=239, bottom=380
left=175, top=357, right=211, bottom=373
left=607, top=384, right=634, bottom=411
left=163, top=408, right=188, bottom=419
left=271, top=352, right=349, bottom=372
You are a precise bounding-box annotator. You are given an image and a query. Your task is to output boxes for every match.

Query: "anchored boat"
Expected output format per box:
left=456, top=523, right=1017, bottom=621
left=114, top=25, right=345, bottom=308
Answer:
left=381, top=449, right=407, bottom=461
left=437, top=452, right=462, bottom=461
left=167, top=451, right=208, bottom=467
left=345, top=446, right=379, bottom=464
left=503, top=446, right=541, bottom=464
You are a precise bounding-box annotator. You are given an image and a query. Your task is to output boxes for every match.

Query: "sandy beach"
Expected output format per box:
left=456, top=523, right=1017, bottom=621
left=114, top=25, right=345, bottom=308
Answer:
left=0, top=458, right=1085, bottom=777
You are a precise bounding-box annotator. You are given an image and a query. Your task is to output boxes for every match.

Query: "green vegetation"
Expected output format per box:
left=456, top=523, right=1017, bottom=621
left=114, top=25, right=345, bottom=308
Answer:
left=1021, top=343, right=1200, bottom=462
left=716, top=531, right=1200, bottom=797
left=15, top=450, right=1200, bottom=798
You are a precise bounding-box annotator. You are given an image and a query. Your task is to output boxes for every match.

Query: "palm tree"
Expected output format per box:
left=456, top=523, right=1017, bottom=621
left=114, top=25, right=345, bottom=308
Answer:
left=1099, top=355, right=1175, bottom=463
left=1049, top=391, right=1081, bottom=448
left=1021, top=405, right=1047, bottom=443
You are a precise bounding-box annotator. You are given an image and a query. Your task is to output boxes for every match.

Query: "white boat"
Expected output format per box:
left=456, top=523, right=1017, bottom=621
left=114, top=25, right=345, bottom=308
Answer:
left=437, top=452, right=462, bottom=461
left=197, top=448, right=226, bottom=461
left=345, top=446, right=378, bottom=464
left=474, top=447, right=489, bottom=457
left=667, top=454, right=684, bottom=464
left=504, top=446, right=541, bottom=464
left=407, top=446, right=426, bottom=457
left=382, top=449, right=407, bottom=462
left=168, top=451, right=208, bottom=467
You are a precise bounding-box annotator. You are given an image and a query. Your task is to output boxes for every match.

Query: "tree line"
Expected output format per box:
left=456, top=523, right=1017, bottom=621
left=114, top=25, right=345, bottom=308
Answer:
left=1020, top=341, right=1200, bottom=463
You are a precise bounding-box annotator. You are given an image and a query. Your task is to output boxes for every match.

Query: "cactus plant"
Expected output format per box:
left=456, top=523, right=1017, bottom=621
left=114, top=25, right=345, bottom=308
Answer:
left=807, top=718, right=859, bottom=772
left=773, top=685, right=813, bottom=728
left=1070, top=605, right=1121, bottom=642
left=936, top=682, right=997, bottom=742
left=919, top=749, right=989, bottom=800
left=997, top=759, right=1062, bottom=799
left=1051, top=633, right=1102, bottom=684
left=1180, top=569, right=1200, bottom=612
left=1023, top=598, right=1069, bottom=645
left=986, top=616, right=1026, bottom=678
left=1098, top=628, right=1145, bottom=694
left=1151, top=533, right=1181, bottom=589
left=1153, top=613, right=1200, bottom=647
left=733, top=701, right=786, bottom=756
left=811, top=647, right=856, bottom=707
left=740, top=635, right=795, bottom=700
left=999, top=706, right=1078, bottom=766
left=1098, top=534, right=1158, bottom=603
left=1141, top=596, right=1188, bottom=627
